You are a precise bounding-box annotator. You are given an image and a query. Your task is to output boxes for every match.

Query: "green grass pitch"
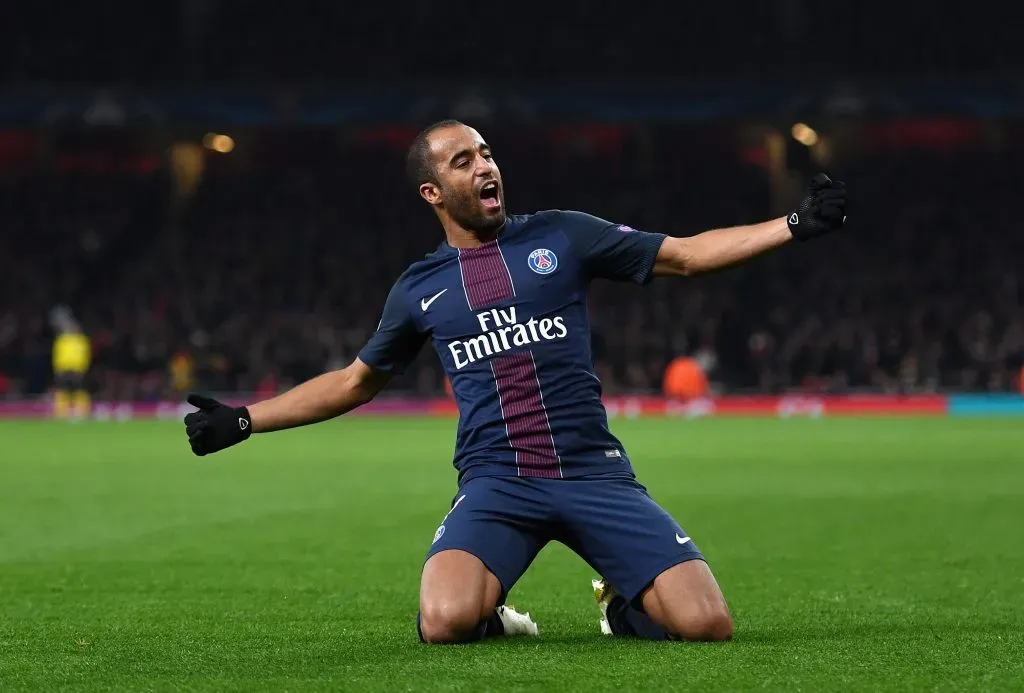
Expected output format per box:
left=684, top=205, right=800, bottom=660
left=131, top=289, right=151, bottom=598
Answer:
left=2, top=416, right=1023, bottom=691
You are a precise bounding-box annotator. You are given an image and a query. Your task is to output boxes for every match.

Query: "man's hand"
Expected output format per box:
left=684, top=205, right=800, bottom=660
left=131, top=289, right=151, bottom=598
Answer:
left=184, top=394, right=252, bottom=456
left=787, top=173, right=847, bottom=241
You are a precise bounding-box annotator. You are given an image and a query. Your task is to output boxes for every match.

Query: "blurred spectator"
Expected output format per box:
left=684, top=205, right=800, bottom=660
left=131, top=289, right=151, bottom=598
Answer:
left=255, top=373, right=279, bottom=399
left=663, top=357, right=709, bottom=401
left=169, top=350, right=195, bottom=394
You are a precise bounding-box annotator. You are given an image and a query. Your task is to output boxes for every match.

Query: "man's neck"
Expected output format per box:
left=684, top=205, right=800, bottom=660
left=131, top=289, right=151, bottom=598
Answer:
left=443, top=220, right=506, bottom=249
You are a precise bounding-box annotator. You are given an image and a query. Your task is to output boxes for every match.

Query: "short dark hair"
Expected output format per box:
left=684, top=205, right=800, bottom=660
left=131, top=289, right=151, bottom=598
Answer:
left=406, top=119, right=466, bottom=191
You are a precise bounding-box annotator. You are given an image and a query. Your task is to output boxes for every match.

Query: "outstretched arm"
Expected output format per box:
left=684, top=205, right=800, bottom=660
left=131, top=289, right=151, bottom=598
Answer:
left=563, top=173, right=847, bottom=287
left=655, top=173, right=847, bottom=277
left=247, top=358, right=390, bottom=432
left=184, top=276, right=428, bottom=457
left=183, top=358, right=392, bottom=456
left=654, top=217, right=791, bottom=277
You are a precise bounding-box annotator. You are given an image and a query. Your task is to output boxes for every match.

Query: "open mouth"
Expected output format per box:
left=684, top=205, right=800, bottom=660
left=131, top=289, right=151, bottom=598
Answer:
left=480, top=181, right=501, bottom=209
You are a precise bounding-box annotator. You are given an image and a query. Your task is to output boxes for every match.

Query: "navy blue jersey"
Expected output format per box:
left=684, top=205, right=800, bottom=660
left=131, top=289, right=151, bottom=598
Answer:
left=358, top=210, right=665, bottom=484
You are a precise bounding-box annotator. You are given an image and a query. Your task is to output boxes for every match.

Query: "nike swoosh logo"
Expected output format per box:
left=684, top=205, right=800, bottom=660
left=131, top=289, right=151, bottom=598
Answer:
left=420, top=289, right=447, bottom=311
left=675, top=534, right=691, bottom=545
left=442, top=494, right=467, bottom=523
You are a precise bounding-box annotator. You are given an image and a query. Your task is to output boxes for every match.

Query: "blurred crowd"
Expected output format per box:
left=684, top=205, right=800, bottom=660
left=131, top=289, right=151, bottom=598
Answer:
left=0, top=125, right=1021, bottom=400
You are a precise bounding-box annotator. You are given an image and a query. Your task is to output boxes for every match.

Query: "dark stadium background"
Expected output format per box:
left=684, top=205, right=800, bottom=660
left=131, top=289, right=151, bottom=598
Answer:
left=3, top=4, right=1024, bottom=692
left=0, top=1, right=1022, bottom=404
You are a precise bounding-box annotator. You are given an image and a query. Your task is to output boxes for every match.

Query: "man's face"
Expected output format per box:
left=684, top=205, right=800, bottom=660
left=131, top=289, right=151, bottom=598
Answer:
left=420, top=124, right=505, bottom=232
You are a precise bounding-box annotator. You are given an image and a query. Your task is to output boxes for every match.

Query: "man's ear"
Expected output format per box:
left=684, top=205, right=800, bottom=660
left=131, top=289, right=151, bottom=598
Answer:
left=420, top=182, right=442, bottom=205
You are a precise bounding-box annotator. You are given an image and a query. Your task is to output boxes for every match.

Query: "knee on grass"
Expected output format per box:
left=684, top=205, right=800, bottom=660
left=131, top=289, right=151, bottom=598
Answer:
left=419, top=599, right=486, bottom=644
left=663, top=603, right=734, bottom=642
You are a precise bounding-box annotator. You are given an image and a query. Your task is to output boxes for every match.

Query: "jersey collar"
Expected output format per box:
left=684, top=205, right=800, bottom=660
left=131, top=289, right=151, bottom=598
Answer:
left=432, top=216, right=518, bottom=257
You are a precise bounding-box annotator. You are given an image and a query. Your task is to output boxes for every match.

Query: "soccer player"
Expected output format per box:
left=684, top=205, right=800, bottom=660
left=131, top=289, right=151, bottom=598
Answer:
left=52, top=315, right=92, bottom=420
left=184, top=120, right=847, bottom=644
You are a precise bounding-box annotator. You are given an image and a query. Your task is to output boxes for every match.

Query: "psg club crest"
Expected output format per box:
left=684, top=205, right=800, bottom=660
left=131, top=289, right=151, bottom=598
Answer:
left=527, top=248, right=558, bottom=275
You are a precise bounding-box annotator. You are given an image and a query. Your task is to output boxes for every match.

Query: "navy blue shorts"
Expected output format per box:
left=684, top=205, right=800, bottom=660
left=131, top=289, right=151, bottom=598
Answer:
left=425, top=476, right=705, bottom=606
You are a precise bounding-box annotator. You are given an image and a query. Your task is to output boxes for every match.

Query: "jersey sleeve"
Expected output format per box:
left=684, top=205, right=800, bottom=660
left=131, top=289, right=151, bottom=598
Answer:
left=357, top=279, right=428, bottom=374
left=559, top=210, right=666, bottom=285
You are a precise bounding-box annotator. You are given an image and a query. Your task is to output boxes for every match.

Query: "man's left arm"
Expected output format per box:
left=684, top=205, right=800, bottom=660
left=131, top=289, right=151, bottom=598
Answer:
left=656, top=174, right=848, bottom=277
left=654, top=217, right=790, bottom=277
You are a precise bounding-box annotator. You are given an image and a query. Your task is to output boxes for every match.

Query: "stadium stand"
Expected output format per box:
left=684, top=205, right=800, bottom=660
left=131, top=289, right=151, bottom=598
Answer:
left=0, top=128, right=1020, bottom=399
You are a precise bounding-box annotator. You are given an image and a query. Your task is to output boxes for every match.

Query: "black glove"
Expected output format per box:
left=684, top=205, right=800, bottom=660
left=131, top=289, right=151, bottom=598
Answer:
left=787, top=173, right=847, bottom=241
left=184, top=393, right=252, bottom=456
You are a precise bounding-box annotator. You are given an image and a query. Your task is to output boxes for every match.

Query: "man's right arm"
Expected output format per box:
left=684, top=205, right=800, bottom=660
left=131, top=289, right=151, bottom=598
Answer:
left=247, top=358, right=390, bottom=433
left=184, top=276, right=427, bottom=456
left=254, top=274, right=426, bottom=433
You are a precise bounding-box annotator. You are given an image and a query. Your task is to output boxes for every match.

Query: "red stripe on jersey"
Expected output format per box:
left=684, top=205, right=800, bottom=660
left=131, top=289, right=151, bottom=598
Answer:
left=491, top=352, right=561, bottom=478
left=457, top=242, right=560, bottom=478
left=457, top=242, right=515, bottom=308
